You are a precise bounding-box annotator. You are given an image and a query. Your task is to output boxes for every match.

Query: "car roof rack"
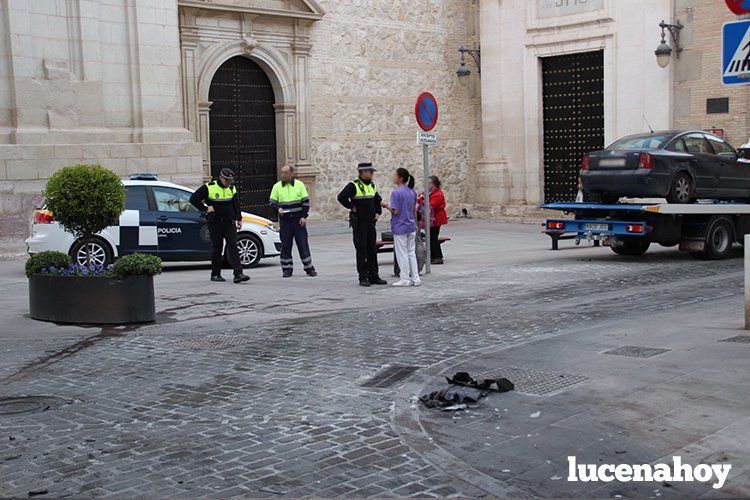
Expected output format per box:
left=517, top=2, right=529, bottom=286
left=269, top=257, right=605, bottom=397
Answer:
left=129, top=173, right=159, bottom=181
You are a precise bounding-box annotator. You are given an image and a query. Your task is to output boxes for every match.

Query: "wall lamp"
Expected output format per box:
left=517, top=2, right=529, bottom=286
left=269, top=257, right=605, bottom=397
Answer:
left=655, top=20, right=684, bottom=68
left=457, top=46, right=481, bottom=76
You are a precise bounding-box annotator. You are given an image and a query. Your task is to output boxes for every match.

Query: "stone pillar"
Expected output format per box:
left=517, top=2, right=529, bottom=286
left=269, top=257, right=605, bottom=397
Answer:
left=477, top=0, right=510, bottom=209
left=197, top=101, right=212, bottom=173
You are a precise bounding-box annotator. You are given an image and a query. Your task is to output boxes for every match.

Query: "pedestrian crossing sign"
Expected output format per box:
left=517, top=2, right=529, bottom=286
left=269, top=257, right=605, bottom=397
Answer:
left=723, top=20, right=750, bottom=85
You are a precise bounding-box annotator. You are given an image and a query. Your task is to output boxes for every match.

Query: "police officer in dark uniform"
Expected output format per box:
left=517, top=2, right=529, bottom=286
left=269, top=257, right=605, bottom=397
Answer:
left=337, top=162, right=387, bottom=287
left=190, top=168, right=250, bottom=284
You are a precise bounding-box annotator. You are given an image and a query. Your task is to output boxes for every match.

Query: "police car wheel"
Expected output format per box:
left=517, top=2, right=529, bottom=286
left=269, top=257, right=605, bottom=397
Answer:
left=71, top=237, right=114, bottom=267
left=235, top=233, right=263, bottom=268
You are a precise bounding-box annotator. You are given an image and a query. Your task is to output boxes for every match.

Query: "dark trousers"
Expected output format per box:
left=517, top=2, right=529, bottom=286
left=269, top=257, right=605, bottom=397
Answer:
left=280, top=216, right=314, bottom=274
left=209, top=218, right=241, bottom=277
left=430, top=225, right=443, bottom=259
left=352, top=218, right=379, bottom=280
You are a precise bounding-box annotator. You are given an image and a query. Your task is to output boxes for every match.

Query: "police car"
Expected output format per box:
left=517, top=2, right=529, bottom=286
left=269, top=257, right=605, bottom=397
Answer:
left=26, top=174, right=281, bottom=268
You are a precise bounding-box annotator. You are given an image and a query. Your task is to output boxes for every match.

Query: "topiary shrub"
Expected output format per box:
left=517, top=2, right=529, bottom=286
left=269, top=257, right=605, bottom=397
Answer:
left=44, top=164, right=125, bottom=265
left=25, top=251, right=73, bottom=278
left=111, top=253, right=163, bottom=278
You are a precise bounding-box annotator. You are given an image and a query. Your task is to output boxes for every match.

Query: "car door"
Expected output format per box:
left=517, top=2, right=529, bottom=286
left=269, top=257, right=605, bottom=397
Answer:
left=151, top=186, right=212, bottom=261
left=120, top=185, right=158, bottom=257
left=706, top=135, right=749, bottom=197
left=682, top=133, right=721, bottom=195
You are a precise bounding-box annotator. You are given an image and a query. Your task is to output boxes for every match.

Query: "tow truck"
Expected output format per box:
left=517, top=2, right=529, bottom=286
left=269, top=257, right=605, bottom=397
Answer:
left=542, top=201, right=750, bottom=260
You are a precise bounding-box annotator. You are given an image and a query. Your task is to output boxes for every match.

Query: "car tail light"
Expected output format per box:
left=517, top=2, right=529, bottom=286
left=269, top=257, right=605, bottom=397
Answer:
left=581, top=155, right=590, bottom=172
left=33, top=209, right=55, bottom=224
left=547, top=221, right=565, bottom=230
left=626, top=224, right=645, bottom=233
left=638, top=153, right=654, bottom=169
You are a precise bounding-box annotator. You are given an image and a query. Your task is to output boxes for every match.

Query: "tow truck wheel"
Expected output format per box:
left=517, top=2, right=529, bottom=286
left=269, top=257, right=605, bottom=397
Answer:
left=70, top=237, right=114, bottom=268
left=696, top=219, right=734, bottom=261
left=611, top=239, right=651, bottom=256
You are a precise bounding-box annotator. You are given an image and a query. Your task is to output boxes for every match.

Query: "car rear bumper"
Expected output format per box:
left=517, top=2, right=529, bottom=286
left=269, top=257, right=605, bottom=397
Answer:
left=581, top=170, right=672, bottom=197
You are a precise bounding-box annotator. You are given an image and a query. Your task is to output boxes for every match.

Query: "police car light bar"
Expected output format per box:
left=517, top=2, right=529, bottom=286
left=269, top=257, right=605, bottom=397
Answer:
left=129, top=173, right=159, bottom=181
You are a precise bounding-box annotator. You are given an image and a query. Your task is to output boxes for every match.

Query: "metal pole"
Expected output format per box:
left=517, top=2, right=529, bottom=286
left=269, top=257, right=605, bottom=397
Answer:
left=423, top=143, right=431, bottom=275
left=745, top=234, right=750, bottom=329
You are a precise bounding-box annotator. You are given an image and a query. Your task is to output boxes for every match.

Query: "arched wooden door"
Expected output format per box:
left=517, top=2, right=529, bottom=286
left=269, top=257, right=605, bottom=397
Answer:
left=209, top=56, right=277, bottom=219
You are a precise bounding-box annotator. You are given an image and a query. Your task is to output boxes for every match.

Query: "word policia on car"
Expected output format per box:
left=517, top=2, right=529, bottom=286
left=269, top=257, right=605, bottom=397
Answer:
left=567, top=456, right=732, bottom=489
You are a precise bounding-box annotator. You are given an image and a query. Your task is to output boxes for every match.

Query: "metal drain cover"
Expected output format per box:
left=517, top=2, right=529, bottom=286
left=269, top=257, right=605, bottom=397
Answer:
left=603, top=346, right=670, bottom=358
left=0, top=396, right=67, bottom=417
left=361, top=365, right=420, bottom=388
left=480, top=367, right=588, bottom=396
left=173, top=334, right=254, bottom=351
left=719, top=335, right=750, bottom=344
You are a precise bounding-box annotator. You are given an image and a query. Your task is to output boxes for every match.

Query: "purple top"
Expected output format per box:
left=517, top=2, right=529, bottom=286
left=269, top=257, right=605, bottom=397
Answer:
left=390, top=186, right=417, bottom=236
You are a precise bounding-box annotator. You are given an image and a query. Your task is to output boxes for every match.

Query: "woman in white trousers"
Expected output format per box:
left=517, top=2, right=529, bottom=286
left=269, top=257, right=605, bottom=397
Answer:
left=382, top=168, right=421, bottom=287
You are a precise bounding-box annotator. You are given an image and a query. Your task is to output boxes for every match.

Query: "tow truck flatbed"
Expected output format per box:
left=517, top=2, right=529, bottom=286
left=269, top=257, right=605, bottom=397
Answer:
left=541, top=201, right=750, bottom=259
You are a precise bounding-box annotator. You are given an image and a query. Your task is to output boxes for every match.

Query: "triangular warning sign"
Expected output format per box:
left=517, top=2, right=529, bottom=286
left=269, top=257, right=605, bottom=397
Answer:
left=724, top=25, right=750, bottom=76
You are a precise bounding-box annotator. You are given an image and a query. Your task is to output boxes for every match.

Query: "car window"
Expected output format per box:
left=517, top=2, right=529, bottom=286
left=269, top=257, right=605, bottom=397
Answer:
left=607, top=134, right=671, bottom=151
left=671, top=138, right=688, bottom=153
left=152, top=187, right=198, bottom=213
left=683, top=134, right=713, bottom=154
left=125, top=186, right=150, bottom=211
left=706, top=136, right=737, bottom=158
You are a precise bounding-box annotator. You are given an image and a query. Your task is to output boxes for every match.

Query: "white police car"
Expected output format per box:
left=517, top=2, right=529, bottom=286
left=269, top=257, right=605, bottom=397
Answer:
left=26, top=174, right=281, bottom=268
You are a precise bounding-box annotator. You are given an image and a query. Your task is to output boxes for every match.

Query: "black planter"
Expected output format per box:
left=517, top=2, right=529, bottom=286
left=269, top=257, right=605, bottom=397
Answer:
left=29, top=274, right=155, bottom=324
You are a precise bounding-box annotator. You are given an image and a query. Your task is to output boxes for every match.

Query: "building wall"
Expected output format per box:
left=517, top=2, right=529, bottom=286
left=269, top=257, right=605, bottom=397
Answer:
left=0, top=0, right=203, bottom=240
left=307, top=0, right=481, bottom=219
left=674, top=0, right=750, bottom=147
left=478, top=0, right=672, bottom=213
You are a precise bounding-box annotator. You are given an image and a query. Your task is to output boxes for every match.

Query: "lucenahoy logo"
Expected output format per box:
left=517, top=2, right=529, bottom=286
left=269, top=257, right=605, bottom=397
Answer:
left=726, top=0, right=750, bottom=15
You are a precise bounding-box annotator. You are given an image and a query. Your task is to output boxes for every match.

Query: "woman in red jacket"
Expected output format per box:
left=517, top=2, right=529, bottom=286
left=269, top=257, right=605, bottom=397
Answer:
left=418, top=175, right=448, bottom=264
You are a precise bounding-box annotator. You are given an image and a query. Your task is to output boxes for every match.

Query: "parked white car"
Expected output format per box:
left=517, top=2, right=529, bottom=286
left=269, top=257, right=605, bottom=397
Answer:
left=26, top=175, right=281, bottom=268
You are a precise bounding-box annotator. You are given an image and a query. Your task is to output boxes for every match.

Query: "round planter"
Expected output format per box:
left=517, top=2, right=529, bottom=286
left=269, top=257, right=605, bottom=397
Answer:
left=29, top=274, right=155, bottom=325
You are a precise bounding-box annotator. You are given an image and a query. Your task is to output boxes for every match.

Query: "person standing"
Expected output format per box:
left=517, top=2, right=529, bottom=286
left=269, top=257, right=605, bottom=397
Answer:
left=337, top=162, right=387, bottom=287
left=190, top=168, right=250, bottom=283
left=269, top=165, right=317, bottom=278
left=418, top=175, right=448, bottom=265
left=382, top=168, right=420, bottom=287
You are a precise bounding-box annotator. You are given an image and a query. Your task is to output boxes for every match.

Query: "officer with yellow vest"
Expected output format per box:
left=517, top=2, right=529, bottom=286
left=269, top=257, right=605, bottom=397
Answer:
left=269, top=165, right=317, bottom=278
left=337, top=162, right=387, bottom=287
left=190, top=168, right=250, bottom=284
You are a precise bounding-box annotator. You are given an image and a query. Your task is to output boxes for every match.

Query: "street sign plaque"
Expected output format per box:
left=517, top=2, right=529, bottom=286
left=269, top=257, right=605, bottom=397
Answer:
left=415, top=92, right=439, bottom=132
left=417, top=131, right=437, bottom=146
left=722, top=20, right=750, bottom=85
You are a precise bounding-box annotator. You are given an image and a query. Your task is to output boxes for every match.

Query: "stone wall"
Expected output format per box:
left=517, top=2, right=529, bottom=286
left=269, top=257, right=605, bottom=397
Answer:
left=673, top=0, right=750, bottom=147
left=307, top=0, right=481, bottom=220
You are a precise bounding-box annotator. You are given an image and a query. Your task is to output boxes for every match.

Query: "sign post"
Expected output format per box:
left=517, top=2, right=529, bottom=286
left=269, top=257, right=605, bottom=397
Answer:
left=415, top=92, right=438, bottom=275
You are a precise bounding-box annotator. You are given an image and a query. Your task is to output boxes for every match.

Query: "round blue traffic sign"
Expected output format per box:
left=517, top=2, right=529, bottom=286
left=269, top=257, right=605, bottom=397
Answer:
left=415, top=92, right=439, bottom=132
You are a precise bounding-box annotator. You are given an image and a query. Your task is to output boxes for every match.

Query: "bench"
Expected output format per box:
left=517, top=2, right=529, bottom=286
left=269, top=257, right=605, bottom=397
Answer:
left=377, top=237, right=452, bottom=276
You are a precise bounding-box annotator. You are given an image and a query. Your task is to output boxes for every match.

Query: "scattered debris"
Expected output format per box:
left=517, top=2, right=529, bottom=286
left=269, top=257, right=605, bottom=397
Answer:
left=419, top=372, right=514, bottom=410
left=615, top=450, right=627, bottom=454
left=27, top=488, right=48, bottom=497
left=529, top=411, right=541, bottom=419
left=8, top=435, right=15, bottom=441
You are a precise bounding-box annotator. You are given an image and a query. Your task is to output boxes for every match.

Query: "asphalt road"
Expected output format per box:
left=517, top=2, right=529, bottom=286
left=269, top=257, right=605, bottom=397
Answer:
left=0, top=220, right=748, bottom=497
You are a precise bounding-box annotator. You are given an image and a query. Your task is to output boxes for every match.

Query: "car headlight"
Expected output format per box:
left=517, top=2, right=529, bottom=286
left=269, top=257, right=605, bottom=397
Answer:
left=266, top=223, right=279, bottom=233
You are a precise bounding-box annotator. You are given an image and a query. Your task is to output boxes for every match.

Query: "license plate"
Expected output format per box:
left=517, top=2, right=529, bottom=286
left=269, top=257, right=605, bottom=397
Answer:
left=585, top=223, right=609, bottom=231
left=599, top=158, right=626, bottom=167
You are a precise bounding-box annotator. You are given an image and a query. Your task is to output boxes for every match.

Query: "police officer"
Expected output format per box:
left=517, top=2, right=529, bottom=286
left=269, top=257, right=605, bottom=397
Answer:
left=269, top=165, right=317, bottom=278
left=190, top=168, right=250, bottom=284
left=337, top=162, right=387, bottom=287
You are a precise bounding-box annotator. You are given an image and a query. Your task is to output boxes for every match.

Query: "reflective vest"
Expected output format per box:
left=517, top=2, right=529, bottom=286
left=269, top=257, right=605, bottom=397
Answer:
left=206, top=181, right=237, bottom=202
left=270, top=180, right=309, bottom=214
left=353, top=179, right=377, bottom=200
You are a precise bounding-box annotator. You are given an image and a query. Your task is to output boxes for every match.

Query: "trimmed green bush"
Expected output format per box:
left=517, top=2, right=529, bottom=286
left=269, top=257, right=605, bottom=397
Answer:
left=112, top=254, right=163, bottom=278
left=44, top=164, right=125, bottom=264
left=25, top=251, right=73, bottom=278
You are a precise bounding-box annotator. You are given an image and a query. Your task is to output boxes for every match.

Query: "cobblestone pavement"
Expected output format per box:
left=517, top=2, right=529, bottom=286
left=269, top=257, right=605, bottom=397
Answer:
left=0, top=230, right=747, bottom=497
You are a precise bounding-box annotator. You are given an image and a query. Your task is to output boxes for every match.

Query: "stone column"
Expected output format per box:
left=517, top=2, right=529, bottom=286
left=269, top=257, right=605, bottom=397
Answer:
left=477, top=0, right=510, bottom=210
left=197, top=101, right=212, bottom=173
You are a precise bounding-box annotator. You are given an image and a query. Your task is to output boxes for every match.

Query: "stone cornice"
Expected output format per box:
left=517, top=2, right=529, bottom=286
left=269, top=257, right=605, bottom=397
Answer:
left=177, top=0, right=324, bottom=22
